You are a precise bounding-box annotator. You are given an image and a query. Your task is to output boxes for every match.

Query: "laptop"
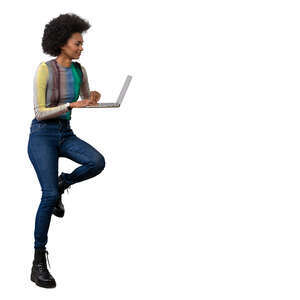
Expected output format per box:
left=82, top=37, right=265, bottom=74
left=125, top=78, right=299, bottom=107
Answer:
left=83, top=75, right=132, bottom=108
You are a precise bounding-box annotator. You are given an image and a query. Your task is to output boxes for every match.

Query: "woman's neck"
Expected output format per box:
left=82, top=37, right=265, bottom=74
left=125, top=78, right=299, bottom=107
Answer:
left=55, top=56, right=72, bottom=68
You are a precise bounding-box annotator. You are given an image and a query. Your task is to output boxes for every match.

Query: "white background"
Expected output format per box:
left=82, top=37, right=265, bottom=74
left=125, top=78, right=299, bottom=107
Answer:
left=0, top=0, right=299, bottom=298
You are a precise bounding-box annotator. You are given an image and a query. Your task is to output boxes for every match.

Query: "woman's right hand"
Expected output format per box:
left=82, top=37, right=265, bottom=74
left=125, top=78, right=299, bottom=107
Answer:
left=70, top=99, right=95, bottom=108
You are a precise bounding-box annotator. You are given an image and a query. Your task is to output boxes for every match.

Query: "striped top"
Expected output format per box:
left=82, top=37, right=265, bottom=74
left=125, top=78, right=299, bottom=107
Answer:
left=33, top=58, right=90, bottom=121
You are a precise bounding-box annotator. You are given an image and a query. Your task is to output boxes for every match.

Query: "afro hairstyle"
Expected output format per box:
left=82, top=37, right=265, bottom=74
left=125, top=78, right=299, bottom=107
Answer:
left=42, top=13, right=91, bottom=56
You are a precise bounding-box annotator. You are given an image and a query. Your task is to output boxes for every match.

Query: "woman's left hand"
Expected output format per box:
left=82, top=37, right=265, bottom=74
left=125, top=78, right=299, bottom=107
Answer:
left=89, top=91, right=101, bottom=104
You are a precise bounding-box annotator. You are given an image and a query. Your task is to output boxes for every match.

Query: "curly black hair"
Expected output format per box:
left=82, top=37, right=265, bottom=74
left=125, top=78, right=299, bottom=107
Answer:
left=42, top=13, right=91, bottom=56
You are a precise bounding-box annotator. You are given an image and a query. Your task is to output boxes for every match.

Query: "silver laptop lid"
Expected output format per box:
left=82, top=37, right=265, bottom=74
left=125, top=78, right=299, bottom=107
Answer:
left=117, top=75, right=132, bottom=105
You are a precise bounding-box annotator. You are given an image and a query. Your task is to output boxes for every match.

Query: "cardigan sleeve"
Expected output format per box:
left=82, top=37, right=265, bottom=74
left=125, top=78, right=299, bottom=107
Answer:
left=33, top=62, right=69, bottom=121
left=79, top=65, right=91, bottom=99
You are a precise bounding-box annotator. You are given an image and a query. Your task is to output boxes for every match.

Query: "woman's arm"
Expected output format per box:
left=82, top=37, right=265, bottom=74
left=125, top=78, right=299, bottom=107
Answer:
left=79, top=65, right=91, bottom=99
left=33, top=62, right=69, bottom=121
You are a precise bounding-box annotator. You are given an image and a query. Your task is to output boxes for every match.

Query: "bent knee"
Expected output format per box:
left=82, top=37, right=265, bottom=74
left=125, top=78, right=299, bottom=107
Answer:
left=91, top=153, right=105, bottom=174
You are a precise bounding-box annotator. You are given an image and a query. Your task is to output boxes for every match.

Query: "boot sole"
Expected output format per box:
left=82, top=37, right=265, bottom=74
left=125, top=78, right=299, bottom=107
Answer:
left=31, top=273, right=56, bottom=288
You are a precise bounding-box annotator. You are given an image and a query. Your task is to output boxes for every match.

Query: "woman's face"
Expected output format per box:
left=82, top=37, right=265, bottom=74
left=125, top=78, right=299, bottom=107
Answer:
left=61, top=32, right=84, bottom=59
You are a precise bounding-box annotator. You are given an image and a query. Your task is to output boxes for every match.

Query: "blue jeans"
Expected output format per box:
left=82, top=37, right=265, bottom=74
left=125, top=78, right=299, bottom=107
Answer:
left=27, top=117, right=105, bottom=249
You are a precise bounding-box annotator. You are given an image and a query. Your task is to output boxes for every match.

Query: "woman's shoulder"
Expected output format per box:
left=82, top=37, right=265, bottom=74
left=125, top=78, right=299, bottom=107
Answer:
left=76, top=62, right=88, bottom=78
left=73, top=61, right=86, bottom=71
left=38, top=59, right=56, bottom=68
left=35, top=59, right=60, bottom=75
left=73, top=61, right=88, bottom=82
left=34, top=61, right=49, bottom=75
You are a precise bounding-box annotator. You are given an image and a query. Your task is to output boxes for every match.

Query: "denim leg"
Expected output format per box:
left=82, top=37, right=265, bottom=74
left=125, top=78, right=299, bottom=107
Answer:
left=58, top=134, right=105, bottom=185
left=28, top=134, right=59, bottom=249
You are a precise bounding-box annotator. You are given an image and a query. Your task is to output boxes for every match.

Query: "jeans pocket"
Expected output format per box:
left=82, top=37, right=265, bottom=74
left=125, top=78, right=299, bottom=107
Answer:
left=30, top=123, right=46, bottom=134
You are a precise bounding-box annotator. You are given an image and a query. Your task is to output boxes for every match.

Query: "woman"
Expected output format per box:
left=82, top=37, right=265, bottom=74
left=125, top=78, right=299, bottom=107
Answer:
left=27, top=13, right=105, bottom=288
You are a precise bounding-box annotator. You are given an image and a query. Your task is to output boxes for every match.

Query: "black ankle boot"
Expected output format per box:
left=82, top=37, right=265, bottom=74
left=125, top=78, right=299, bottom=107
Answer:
left=52, top=173, right=71, bottom=218
left=31, top=248, right=56, bottom=288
